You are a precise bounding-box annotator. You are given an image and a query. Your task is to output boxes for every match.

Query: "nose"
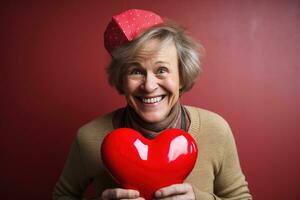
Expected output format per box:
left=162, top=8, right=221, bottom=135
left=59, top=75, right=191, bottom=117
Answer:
left=140, top=73, right=158, bottom=92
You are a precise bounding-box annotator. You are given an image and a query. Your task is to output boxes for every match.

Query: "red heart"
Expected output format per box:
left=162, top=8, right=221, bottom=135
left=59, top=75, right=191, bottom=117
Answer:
left=101, top=128, right=198, bottom=200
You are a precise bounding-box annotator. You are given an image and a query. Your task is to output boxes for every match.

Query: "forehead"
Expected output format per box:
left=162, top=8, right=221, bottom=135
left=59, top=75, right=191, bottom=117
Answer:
left=133, top=39, right=178, bottom=63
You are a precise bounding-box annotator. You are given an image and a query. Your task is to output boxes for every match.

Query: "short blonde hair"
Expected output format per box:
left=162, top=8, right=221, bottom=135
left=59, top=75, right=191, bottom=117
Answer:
left=106, top=22, right=204, bottom=94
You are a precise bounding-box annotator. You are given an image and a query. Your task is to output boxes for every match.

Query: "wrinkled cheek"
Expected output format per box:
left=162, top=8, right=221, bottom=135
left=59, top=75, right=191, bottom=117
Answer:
left=123, top=83, right=135, bottom=96
left=166, top=81, right=180, bottom=96
left=124, top=78, right=143, bottom=94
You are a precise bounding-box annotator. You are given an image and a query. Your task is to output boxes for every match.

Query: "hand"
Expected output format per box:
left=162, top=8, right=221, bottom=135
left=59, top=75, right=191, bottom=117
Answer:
left=101, top=188, right=145, bottom=200
left=153, top=183, right=195, bottom=200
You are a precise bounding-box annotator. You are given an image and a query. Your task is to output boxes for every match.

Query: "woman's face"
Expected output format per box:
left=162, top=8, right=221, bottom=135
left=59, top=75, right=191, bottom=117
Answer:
left=123, top=39, right=181, bottom=123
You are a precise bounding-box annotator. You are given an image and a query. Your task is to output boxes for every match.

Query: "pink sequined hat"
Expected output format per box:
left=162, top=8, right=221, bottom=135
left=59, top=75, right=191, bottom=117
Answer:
left=104, top=9, right=163, bottom=54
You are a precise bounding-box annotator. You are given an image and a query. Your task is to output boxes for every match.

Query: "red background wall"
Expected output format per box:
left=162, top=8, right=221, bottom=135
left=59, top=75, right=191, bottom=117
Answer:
left=1, top=1, right=299, bottom=199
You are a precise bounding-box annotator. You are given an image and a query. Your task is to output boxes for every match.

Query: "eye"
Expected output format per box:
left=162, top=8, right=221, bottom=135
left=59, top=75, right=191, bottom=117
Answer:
left=157, top=67, right=168, bottom=75
left=128, top=68, right=143, bottom=76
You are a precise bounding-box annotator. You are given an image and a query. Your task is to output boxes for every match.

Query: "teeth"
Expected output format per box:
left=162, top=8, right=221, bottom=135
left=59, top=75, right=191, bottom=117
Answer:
left=141, top=96, right=163, bottom=104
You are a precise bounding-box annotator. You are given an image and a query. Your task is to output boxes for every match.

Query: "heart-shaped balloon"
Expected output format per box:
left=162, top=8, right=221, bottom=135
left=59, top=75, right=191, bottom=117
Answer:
left=101, top=128, right=198, bottom=200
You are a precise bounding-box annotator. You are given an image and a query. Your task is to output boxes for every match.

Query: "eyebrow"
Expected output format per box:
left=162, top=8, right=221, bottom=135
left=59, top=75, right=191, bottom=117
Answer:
left=155, top=61, right=170, bottom=65
left=127, top=61, right=170, bottom=66
left=127, top=62, right=142, bottom=67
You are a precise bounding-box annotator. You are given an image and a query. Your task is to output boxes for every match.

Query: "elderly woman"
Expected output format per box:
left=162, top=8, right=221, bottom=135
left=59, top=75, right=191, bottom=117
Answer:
left=53, top=9, right=252, bottom=200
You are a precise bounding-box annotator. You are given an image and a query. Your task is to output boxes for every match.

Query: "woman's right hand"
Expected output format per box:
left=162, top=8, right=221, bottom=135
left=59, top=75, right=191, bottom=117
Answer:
left=101, top=188, right=145, bottom=200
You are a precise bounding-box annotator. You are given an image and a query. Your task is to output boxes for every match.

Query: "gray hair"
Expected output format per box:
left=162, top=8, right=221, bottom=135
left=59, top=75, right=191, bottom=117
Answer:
left=106, top=22, right=204, bottom=94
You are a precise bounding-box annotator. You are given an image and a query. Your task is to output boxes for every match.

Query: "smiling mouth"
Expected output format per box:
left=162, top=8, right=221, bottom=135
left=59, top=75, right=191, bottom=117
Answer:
left=136, top=95, right=166, bottom=104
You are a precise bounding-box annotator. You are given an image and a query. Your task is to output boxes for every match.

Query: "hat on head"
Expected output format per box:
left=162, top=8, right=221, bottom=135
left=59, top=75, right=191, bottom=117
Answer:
left=104, top=9, right=163, bottom=54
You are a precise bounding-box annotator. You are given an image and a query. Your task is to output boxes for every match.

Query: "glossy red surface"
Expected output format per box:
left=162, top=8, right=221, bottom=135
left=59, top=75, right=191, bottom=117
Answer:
left=101, top=128, right=198, bottom=200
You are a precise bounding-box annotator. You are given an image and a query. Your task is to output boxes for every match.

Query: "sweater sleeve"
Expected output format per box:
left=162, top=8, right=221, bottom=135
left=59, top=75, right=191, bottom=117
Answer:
left=212, top=125, right=252, bottom=200
left=53, top=138, right=90, bottom=200
left=191, top=117, right=252, bottom=200
left=193, top=187, right=215, bottom=200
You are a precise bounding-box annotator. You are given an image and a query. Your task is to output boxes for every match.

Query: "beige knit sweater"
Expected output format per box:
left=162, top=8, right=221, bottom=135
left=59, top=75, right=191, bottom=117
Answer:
left=53, top=106, right=252, bottom=200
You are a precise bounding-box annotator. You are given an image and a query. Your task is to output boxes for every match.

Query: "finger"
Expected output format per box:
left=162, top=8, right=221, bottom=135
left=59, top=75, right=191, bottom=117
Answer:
left=153, top=194, right=186, bottom=200
left=122, top=198, right=145, bottom=200
left=101, top=188, right=140, bottom=199
left=154, top=183, right=192, bottom=198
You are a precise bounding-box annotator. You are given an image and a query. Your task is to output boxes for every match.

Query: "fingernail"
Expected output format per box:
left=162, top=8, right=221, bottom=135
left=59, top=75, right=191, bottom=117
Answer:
left=129, top=190, right=139, bottom=197
left=154, top=191, right=162, bottom=197
left=135, top=191, right=140, bottom=197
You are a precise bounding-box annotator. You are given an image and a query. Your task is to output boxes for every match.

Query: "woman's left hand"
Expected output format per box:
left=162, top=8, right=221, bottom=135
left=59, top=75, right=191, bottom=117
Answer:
left=153, top=183, right=195, bottom=200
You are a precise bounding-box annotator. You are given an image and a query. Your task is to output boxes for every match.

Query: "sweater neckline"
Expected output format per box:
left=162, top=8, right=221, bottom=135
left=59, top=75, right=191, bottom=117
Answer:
left=108, top=105, right=201, bottom=138
left=185, top=105, right=201, bottom=138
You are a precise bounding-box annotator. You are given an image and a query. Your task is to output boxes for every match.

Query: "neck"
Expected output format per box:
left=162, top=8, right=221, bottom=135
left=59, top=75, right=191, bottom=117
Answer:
left=113, top=101, right=190, bottom=139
